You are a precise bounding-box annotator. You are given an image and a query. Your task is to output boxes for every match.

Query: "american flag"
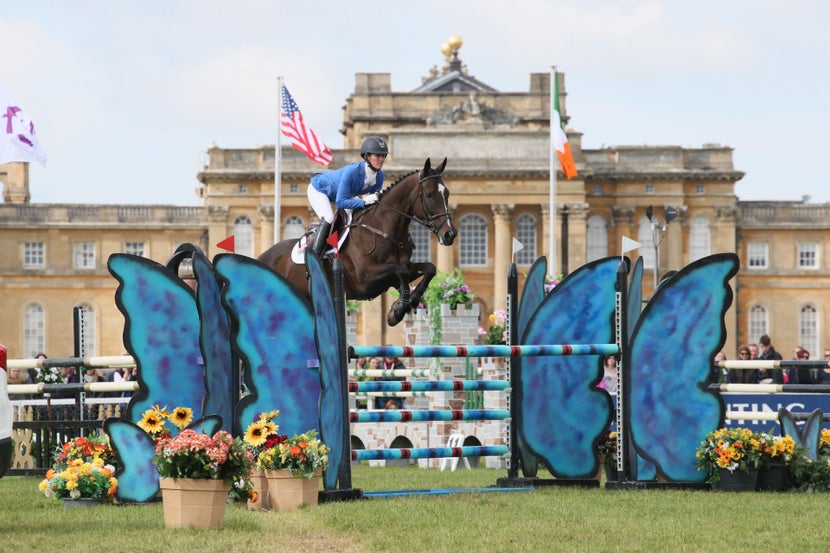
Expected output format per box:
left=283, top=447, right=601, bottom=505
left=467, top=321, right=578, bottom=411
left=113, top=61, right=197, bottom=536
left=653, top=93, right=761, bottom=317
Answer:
left=281, top=84, right=332, bottom=166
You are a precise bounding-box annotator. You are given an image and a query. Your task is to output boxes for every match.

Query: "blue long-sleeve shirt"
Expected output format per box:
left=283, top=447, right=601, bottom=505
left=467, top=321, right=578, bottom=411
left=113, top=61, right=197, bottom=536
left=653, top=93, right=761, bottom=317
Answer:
left=310, top=161, right=384, bottom=210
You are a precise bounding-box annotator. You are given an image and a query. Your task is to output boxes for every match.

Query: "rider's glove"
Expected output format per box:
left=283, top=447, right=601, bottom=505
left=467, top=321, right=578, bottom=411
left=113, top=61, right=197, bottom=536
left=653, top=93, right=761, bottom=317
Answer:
left=363, top=193, right=379, bottom=206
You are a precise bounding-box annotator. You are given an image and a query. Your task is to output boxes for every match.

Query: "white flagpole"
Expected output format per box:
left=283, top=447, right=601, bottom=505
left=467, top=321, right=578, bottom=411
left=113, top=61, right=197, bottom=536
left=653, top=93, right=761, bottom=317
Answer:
left=549, top=65, right=558, bottom=275
left=274, top=76, right=283, bottom=244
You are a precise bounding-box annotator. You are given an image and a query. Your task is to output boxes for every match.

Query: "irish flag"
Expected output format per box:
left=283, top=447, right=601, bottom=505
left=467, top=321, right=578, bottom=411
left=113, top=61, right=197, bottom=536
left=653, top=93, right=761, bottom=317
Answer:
left=552, top=70, right=577, bottom=179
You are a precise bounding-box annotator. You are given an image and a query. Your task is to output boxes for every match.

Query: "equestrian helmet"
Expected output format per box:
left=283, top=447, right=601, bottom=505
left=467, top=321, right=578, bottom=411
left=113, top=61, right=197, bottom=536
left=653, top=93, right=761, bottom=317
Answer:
left=360, top=136, right=389, bottom=159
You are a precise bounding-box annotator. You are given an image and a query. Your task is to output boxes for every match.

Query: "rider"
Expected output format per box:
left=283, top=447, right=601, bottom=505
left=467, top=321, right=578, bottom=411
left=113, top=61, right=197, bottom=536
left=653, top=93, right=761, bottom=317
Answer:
left=306, top=136, right=388, bottom=257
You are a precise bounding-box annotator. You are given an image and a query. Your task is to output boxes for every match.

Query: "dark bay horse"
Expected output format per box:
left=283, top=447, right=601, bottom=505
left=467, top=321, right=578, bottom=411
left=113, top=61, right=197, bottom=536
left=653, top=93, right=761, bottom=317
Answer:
left=258, top=157, right=456, bottom=326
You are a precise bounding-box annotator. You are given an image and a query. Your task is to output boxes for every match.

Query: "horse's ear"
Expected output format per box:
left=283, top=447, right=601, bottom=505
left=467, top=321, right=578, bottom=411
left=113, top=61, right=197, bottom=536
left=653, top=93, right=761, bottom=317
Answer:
left=435, top=157, right=447, bottom=174
left=422, top=158, right=432, bottom=174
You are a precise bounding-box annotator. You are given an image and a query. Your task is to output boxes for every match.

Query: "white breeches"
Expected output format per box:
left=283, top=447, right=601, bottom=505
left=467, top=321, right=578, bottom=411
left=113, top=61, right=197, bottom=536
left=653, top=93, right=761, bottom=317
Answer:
left=307, top=185, right=334, bottom=223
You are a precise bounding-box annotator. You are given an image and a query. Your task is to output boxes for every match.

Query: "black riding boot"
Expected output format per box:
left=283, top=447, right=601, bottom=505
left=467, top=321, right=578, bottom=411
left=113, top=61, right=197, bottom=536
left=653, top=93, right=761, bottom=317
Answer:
left=310, top=220, right=332, bottom=257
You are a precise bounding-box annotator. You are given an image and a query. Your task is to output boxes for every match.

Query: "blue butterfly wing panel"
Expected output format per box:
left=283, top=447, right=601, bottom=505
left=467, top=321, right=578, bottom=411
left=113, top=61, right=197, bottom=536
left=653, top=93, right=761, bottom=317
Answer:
left=213, top=254, right=320, bottom=438
left=519, top=257, right=620, bottom=478
left=107, top=254, right=206, bottom=423
left=193, top=253, right=235, bottom=433
left=629, top=253, right=738, bottom=481
left=307, top=254, right=345, bottom=491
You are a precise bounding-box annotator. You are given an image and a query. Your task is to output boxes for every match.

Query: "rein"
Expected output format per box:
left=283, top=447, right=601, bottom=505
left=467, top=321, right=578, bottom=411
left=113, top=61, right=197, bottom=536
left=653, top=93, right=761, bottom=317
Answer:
left=347, top=170, right=452, bottom=255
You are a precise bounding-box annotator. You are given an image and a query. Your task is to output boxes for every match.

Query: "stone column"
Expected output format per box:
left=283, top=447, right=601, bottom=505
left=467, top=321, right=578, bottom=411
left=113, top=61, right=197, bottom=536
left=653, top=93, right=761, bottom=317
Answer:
left=611, top=206, right=635, bottom=254
left=663, top=205, right=686, bottom=272
left=257, top=205, right=275, bottom=256
left=207, top=206, right=230, bottom=259
left=540, top=204, right=550, bottom=265
left=0, top=162, right=30, bottom=204
left=565, top=202, right=589, bottom=274
left=492, top=204, right=514, bottom=311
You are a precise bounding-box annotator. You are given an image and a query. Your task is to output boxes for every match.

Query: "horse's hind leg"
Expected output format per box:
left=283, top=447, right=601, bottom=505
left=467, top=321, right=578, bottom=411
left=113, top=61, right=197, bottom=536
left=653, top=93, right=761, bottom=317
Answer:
left=387, top=264, right=413, bottom=326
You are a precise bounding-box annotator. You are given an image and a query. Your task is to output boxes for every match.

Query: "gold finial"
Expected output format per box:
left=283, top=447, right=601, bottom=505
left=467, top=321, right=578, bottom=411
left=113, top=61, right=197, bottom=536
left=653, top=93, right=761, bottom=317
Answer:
left=441, top=42, right=452, bottom=58
left=447, top=34, right=463, bottom=52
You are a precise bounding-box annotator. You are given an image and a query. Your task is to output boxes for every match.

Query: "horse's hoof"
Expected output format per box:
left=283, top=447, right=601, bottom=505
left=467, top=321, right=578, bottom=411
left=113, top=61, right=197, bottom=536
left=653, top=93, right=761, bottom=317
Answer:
left=387, top=301, right=408, bottom=326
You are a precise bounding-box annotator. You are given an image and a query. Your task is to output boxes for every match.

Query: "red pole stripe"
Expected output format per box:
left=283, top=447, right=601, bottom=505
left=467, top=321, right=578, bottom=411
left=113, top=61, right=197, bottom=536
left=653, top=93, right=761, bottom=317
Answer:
left=401, top=382, right=412, bottom=391
left=348, top=382, right=358, bottom=392
left=401, top=449, right=411, bottom=459
left=452, top=447, right=462, bottom=456
left=458, top=346, right=467, bottom=356
left=401, top=411, right=412, bottom=422
left=511, top=346, right=520, bottom=356
left=562, top=345, right=573, bottom=355
left=403, top=346, right=413, bottom=357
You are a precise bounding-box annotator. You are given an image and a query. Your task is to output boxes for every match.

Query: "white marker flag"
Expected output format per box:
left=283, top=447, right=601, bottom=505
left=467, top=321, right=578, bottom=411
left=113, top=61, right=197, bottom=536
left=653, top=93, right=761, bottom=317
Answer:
left=512, top=237, right=524, bottom=257
left=0, top=83, right=47, bottom=165
left=621, top=236, right=641, bottom=253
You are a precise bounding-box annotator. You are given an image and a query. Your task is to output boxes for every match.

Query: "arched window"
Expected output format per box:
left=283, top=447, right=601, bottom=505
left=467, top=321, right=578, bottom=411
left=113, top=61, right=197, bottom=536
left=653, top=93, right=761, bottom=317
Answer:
left=638, top=217, right=655, bottom=269
left=689, top=217, right=711, bottom=262
left=234, top=216, right=254, bottom=257
left=459, top=214, right=487, bottom=267
left=516, top=213, right=537, bottom=266
left=283, top=216, right=304, bottom=240
left=586, top=215, right=608, bottom=262
left=410, top=224, right=431, bottom=263
left=748, top=305, right=768, bottom=345
left=75, top=304, right=96, bottom=357
left=799, top=304, right=819, bottom=355
left=23, top=303, right=45, bottom=358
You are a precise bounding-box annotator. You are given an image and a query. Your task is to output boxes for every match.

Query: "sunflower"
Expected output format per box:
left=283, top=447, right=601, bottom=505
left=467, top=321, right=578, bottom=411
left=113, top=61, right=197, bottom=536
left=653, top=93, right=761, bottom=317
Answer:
left=245, top=420, right=268, bottom=448
left=170, top=407, right=193, bottom=429
left=137, top=408, right=166, bottom=434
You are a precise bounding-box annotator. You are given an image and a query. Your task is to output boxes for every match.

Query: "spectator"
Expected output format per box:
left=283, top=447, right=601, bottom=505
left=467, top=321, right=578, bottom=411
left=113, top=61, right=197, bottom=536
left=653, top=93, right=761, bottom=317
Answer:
left=375, top=354, right=405, bottom=409
left=789, top=347, right=815, bottom=384
left=7, top=367, right=32, bottom=385
left=757, top=334, right=784, bottom=384
left=728, top=346, right=758, bottom=384
left=598, top=355, right=618, bottom=395
left=29, top=352, right=47, bottom=384
left=819, top=348, right=830, bottom=383
left=713, top=351, right=728, bottom=383
left=384, top=399, right=399, bottom=410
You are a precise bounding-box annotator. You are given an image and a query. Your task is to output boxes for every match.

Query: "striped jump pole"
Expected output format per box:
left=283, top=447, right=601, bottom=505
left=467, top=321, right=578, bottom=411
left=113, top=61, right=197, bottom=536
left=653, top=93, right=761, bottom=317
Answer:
left=7, top=355, right=136, bottom=370
left=349, top=368, right=433, bottom=378
left=350, top=344, right=619, bottom=359
left=708, top=383, right=830, bottom=393
left=353, top=445, right=509, bottom=462
left=716, top=360, right=830, bottom=370
left=6, top=381, right=139, bottom=395
left=725, top=410, right=830, bottom=422
left=350, top=409, right=510, bottom=423
left=349, top=380, right=509, bottom=393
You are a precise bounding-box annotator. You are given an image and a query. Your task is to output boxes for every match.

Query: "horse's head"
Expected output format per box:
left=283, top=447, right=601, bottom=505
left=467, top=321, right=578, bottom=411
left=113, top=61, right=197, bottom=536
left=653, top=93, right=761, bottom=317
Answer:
left=415, top=157, right=456, bottom=245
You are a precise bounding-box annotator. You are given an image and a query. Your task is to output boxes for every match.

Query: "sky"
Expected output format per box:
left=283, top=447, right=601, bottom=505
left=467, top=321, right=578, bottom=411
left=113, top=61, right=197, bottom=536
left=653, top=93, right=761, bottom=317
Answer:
left=1, top=1, right=828, bottom=206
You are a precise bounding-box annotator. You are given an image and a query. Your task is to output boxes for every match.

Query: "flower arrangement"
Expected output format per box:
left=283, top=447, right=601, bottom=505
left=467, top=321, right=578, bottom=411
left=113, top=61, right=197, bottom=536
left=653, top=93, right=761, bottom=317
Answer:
left=137, top=405, right=193, bottom=440
left=758, top=433, right=796, bottom=467
left=39, top=434, right=118, bottom=502
left=153, top=429, right=254, bottom=496
left=256, top=429, right=329, bottom=479
left=695, top=427, right=763, bottom=485
left=39, top=457, right=118, bottom=501
left=544, top=274, right=563, bottom=295
left=422, top=268, right=475, bottom=310
left=478, top=309, right=507, bottom=345
left=33, top=365, right=64, bottom=384
left=596, top=429, right=618, bottom=462
left=53, top=434, right=118, bottom=468
left=243, top=410, right=287, bottom=458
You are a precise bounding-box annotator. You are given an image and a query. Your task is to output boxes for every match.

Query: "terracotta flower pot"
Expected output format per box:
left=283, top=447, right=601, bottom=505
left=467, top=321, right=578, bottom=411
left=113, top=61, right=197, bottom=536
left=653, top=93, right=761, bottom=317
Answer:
left=158, top=477, right=230, bottom=529
left=247, top=468, right=270, bottom=511
left=265, top=469, right=321, bottom=511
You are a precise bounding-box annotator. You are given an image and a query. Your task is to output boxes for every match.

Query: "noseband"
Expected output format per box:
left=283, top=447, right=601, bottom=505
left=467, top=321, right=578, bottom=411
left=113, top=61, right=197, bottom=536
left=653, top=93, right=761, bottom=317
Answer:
left=411, top=172, right=453, bottom=235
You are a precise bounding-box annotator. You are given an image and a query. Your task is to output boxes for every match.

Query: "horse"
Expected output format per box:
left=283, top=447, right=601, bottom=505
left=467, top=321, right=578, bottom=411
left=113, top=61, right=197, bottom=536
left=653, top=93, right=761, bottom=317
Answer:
left=258, top=157, right=456, bottom=326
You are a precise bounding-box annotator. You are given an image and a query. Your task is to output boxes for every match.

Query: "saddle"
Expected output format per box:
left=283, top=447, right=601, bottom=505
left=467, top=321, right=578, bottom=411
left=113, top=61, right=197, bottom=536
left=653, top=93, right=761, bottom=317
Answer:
left=290, top=209, right=352, bottom=265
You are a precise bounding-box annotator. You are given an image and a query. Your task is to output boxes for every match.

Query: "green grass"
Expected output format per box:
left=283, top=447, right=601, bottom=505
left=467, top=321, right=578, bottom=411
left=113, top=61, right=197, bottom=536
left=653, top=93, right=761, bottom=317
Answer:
left=2, top=465, right=824, bottom=552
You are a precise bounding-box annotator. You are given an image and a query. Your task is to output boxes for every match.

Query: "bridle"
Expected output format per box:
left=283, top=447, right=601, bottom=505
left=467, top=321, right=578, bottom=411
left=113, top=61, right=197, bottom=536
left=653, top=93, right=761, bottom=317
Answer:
left=362, top=171, right=452, bottom=235
left=347, top=170, right=453, bottom=254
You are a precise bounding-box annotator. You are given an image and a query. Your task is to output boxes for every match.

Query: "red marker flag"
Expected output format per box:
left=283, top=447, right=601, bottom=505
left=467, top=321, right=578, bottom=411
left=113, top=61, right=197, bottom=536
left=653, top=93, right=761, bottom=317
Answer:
left=326, top=231, right=339, bottom=256
left=216, top=235, right=235, bottom=252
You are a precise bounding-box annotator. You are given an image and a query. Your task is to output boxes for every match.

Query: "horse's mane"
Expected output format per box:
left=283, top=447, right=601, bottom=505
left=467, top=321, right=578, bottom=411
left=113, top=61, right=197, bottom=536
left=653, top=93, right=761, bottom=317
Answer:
left=377, top=170, right=419, bottom=199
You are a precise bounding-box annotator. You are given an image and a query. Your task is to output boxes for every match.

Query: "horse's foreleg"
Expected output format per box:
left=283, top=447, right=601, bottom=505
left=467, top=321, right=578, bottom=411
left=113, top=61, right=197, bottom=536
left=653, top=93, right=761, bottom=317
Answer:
left=387, top=264, right=412, bottom=327
left=408, top=263, right=436, bottom=310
